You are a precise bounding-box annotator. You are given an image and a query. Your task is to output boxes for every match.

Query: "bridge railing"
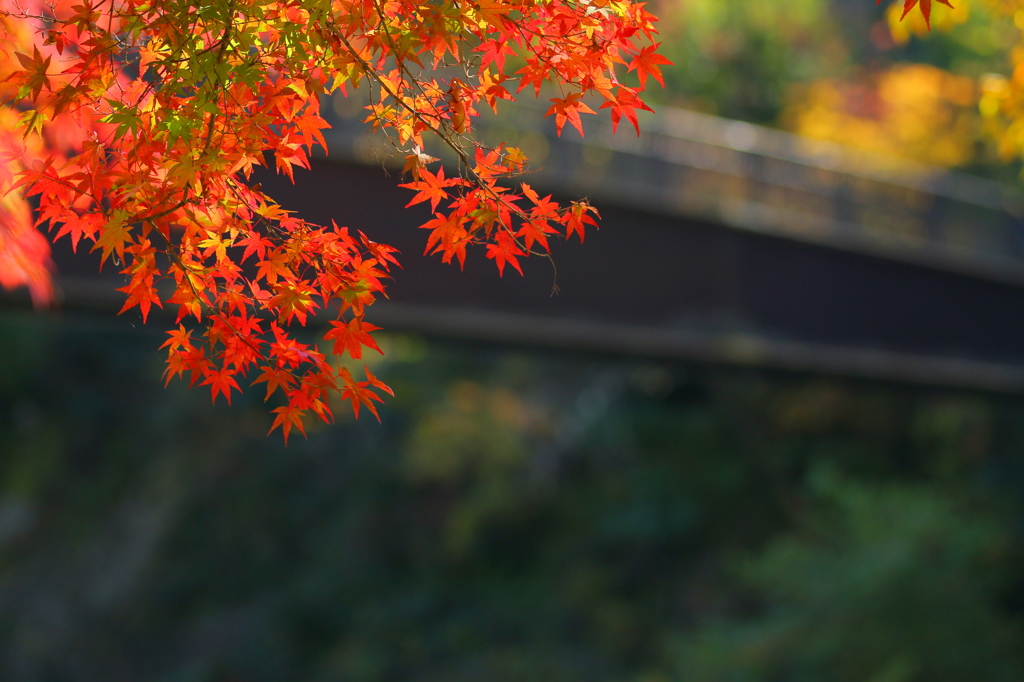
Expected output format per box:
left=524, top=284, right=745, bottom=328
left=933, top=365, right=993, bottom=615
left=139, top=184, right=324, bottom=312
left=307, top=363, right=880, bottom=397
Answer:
left=322, top=91, right=1024, bottom=287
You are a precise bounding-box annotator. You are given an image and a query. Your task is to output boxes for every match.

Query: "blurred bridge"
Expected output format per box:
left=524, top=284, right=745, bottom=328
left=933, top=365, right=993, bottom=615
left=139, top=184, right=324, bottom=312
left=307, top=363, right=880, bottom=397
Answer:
left=27, top=94, right=1024, bottom=392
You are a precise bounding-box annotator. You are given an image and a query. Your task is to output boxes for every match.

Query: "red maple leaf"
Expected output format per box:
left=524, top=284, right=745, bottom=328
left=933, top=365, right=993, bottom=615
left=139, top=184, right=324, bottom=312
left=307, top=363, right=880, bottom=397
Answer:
left=885, top=0, right=954, bottom=29
left=399, top=167, right=465, bottom=212
left=628, top=43, right=672, bottom=88
left=545, top=93, right=596, bottom=136
left=324, top=317, right=383, bottom=359
left=485, top=230, right=525, bottom=276
left=201, top=367, right=242, bottom=405
left=269, top=403, right=307, bottom=444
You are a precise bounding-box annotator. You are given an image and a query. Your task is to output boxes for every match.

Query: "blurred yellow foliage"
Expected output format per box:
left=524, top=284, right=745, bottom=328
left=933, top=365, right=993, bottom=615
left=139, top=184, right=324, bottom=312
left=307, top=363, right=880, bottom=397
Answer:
left=976, top=46, right=1024, bottom=161
left=961, top=0, right=1024, bottom=162
left=783, top=64, right=979, bottom=166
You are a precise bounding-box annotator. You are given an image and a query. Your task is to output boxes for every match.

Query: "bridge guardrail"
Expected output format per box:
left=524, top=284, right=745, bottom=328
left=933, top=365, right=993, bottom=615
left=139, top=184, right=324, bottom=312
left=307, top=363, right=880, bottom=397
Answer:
left=322, top=91, right=1024, bottom=287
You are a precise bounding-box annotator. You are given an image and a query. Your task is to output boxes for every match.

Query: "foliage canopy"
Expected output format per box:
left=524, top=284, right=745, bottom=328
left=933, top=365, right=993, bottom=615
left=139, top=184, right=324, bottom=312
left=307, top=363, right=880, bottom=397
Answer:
left=0, top=0, right=664, bottom=439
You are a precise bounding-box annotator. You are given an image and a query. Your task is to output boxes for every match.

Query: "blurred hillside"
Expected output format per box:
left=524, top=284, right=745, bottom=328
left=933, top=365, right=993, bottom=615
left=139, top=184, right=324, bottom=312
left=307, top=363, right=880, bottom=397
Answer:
left=0, top=313, right=1023, bottom=681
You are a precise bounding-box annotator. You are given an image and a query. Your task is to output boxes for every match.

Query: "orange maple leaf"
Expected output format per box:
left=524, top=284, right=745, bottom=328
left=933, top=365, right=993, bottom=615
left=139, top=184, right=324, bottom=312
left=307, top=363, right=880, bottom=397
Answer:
left=485, top=230, right=525, bottom=276
left=269, top=404, right=307, bottom=444
left=399, top=167, right=464, bottom=211
left=628, top=43, right=672, bottom=88
left=202, top=367, right=242, bottom=405
left=324, top=317, right=383, bottom=359
left=253, top=366, right=296, bottom=401
left=545, top=93, right=596, bottom=136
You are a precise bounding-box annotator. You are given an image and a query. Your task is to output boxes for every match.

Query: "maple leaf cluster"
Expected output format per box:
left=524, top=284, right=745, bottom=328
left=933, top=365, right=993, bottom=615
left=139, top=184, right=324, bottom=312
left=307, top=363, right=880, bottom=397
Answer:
left=0, top=0, right=666, bottom=440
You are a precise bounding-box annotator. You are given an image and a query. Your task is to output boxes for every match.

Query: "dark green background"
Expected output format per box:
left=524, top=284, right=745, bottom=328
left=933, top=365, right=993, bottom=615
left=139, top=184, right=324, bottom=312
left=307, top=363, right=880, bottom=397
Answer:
left=1, top=310, right=1022, bottom=681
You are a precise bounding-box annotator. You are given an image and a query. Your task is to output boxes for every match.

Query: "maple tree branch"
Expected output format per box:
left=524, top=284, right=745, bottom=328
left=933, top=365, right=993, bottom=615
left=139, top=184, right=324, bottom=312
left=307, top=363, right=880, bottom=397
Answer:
left=148, top=221, right=272, bottom=367
left=327, top=31, right=537, bottom=254
left=0, top=0, right=662, bottom=435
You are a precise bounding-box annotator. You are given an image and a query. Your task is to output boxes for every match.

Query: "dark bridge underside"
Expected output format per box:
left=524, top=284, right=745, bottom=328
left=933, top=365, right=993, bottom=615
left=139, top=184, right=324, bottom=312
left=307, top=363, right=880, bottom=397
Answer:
left=20, top=158, right=1024, bottom=393
left=262, top=160, right=1024, bottom=392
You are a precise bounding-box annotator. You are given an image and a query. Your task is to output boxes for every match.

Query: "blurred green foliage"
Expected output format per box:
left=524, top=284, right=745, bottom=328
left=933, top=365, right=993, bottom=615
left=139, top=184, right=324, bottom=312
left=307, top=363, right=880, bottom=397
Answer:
left=0, top=311, right=1022, bottom=681
left=670, top=469, right=1023, bottom=681
left=652, top=0, right=856, bottom=122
